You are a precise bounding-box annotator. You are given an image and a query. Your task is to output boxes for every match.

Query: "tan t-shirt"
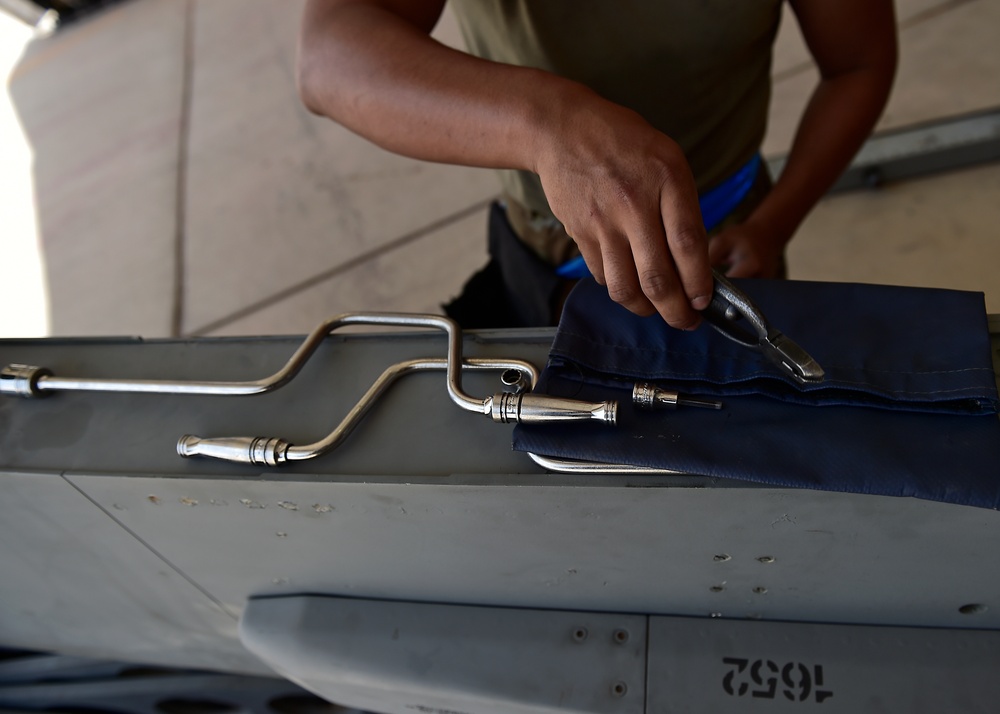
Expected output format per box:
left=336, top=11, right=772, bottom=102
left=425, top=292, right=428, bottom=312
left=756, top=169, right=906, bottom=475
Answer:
left=449, top=0, right=782, bottom=256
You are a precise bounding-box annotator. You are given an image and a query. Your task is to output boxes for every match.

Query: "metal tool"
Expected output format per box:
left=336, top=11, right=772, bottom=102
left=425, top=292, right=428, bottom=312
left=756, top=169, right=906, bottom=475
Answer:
left=1, top=312, right=617, bottom=466
left=703, top=270, right=825, bottom=384
left=632, top=382, right=722, bottom=410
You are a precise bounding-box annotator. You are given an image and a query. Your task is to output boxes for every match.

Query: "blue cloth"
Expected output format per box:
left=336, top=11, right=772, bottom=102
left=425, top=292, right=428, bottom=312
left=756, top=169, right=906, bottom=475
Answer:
left=556, top=155, right=761, bottom=279
left=513, top=278, right=1000, bottom=509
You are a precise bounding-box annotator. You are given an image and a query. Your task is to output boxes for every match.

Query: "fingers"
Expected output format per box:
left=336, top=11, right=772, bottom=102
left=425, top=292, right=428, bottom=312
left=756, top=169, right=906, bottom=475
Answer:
left=536, top=105, right=713, bottom=327
left=626, top=217, right=700, bottom=328
left=659, top=170, right=713, bottom=313
left=600, top=231, right=657, bottom=318
left=575, top=229, right=658, bottom=317
left=573, top=204, right=709, bottom=329
left=579, top=222, right=705, bottom=329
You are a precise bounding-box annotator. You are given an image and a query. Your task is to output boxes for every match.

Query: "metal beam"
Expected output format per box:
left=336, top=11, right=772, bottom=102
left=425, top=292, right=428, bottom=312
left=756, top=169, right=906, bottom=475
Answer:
left=768, top=106, right=1000, bottom=192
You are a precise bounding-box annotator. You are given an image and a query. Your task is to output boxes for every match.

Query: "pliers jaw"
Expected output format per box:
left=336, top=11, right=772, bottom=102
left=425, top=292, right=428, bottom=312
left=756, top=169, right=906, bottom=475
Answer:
left=758, top=331, right=826, bottom=385
left=702, top=270, right=826, bottom=385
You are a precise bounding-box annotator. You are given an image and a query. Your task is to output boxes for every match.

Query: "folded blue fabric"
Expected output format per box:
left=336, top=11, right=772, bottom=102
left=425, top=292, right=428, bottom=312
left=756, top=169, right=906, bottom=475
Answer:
left=513, top=278, right=1000, bottom=509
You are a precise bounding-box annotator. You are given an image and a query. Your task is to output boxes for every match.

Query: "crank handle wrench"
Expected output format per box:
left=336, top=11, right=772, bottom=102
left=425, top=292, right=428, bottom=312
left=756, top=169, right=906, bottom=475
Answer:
left=177, top=392, right=616, bottom=467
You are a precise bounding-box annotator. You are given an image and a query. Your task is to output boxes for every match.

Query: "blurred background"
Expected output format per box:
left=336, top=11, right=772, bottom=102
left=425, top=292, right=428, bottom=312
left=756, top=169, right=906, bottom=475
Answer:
left=1, top=0, right=999, bottom=340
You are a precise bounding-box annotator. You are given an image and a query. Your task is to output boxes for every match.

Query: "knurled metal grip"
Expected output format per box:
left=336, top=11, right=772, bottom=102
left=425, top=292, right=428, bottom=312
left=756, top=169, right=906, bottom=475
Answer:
left=491, top=392, right=617, bottom=425
left=633, top=382, right=683, bottom=410
left=632, top=382, right=676, bottom=410
left=0, top=364, right=52, bottom=398
left=177, top=435, right=290, bottom=466
left=631, top=381, right=723, bottom=411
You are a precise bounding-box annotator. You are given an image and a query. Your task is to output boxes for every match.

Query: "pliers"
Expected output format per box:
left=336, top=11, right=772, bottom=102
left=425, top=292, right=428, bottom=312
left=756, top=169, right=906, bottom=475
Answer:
left=702, top=269, right=825, bottom=385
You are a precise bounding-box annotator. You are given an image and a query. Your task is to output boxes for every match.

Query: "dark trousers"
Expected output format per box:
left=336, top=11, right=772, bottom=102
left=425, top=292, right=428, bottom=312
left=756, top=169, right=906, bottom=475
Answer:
left=443, top=202, right=564, bottom=329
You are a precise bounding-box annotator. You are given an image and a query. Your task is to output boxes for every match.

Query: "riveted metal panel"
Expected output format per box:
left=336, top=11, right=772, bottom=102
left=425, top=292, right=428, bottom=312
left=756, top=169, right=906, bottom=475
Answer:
left=0, top=471, right=267, bottom=674
left=241, top=595, right=647, bottom=714
left=646, top=616, right=1000, bottom=713
left=64, top=475, right=1000, bottom=632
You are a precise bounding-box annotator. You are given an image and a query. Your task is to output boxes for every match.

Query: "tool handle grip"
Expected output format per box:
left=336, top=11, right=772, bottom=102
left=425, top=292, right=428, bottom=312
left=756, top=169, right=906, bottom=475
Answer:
left=490, top=393, right=617, bottom=425
left=177, top=435, right=290, bottom=466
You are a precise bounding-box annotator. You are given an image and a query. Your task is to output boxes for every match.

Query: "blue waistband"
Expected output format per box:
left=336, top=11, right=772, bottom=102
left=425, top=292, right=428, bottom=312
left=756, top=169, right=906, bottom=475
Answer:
left=555, top=153, right=762, bottom=279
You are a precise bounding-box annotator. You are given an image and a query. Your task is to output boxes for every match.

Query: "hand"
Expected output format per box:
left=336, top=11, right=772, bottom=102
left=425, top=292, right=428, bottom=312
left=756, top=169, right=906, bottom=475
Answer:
left=533, top=92, right=713, bottom=330
left=708, top=220, right=789, bottom=279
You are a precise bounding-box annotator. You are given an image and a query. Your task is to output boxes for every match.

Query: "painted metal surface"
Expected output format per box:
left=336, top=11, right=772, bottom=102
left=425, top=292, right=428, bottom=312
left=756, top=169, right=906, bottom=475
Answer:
left=60, top=474, right=1000, bottom=630
left=242, top=595, right=646, bottom=714
left=0, top=471, right=266, bottom=674
left=0, top=324, right=998, bottom=695
left=240, top=594, right=1000, bottom=714
left=0, top=331, right=552, bottom=476
left=645, top=615, right=1000, bottom=712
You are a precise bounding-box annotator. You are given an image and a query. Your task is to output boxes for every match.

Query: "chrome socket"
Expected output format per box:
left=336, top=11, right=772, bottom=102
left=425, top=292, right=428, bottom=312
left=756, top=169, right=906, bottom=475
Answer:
left=0, top=364, right=52, bottom=398
left=632, top=382, right=722, bottom=411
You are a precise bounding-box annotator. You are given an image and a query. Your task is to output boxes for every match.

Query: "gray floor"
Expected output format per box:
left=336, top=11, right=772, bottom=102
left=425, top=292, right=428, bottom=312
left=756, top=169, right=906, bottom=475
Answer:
left=5, top=0, right=1000, bottom=339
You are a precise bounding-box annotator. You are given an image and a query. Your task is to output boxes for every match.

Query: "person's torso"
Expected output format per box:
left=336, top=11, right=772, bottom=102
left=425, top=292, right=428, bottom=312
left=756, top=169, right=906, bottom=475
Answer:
left=449, top=0, right=782, bottom=220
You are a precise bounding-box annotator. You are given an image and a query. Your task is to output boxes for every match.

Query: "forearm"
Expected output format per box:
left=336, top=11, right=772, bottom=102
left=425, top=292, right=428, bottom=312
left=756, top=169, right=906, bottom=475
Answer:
left=297, top=0, right=714, bottom=327
left=298, top=0, right=585, bottom=173
left=746, top=0, right=897, bottom=246
left=750, top=65, right=895, bottom=243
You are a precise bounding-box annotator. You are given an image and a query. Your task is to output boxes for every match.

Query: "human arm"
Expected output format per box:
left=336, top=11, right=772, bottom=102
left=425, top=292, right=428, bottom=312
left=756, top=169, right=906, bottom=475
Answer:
left=709, top=0, right=898, bottom=278
left=297, top=0, right=714, bottom=328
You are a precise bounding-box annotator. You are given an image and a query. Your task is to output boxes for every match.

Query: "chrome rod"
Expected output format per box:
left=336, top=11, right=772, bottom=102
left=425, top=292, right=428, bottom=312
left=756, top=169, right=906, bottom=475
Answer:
left=178, top=357, right=539, bottom=466
left=2, top=313, right=491, bottom=413
left=527, top=452, right=682, bottom=475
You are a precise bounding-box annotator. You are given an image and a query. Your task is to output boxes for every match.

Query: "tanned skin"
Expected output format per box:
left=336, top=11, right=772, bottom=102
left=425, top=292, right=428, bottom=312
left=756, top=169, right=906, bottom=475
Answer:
left=297, top=0, right=897, bottom=329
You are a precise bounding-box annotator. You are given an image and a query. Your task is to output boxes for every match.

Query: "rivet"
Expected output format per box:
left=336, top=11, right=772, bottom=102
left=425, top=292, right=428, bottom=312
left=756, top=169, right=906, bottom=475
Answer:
left=613, top=629, right=630, bottom=644
left=757, top=555, right=775, bottom=564
left=572, top=627, right=588, bottom=643
left=710, top=584, right=725, bottom=593
left=753, top=586, right=768, bottom=595
left=611, top=681, right=628, bottom=698
left=713, top=554, right=731, bottom=562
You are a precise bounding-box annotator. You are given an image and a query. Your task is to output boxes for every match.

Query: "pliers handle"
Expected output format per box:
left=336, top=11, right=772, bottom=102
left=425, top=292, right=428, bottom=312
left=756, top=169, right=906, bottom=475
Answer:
left=702, top=270, right=825, bottom=385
